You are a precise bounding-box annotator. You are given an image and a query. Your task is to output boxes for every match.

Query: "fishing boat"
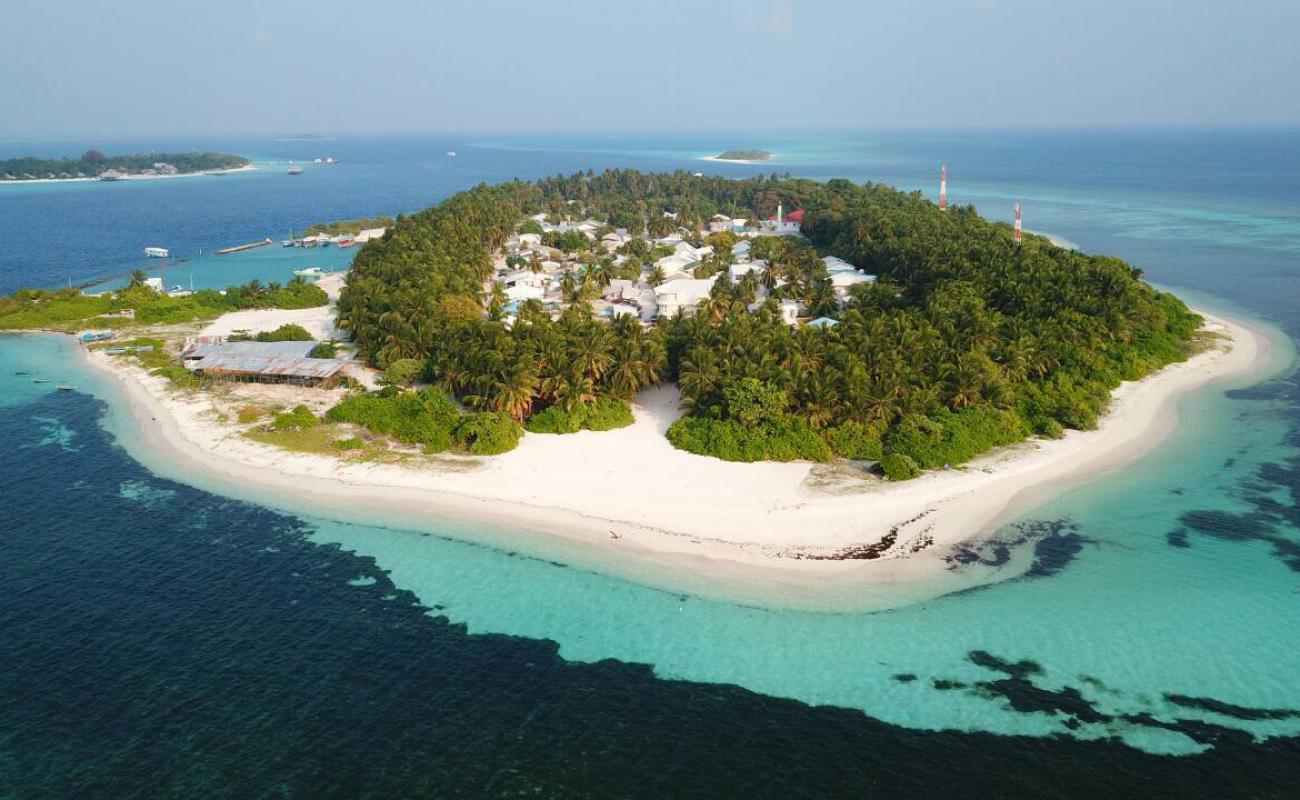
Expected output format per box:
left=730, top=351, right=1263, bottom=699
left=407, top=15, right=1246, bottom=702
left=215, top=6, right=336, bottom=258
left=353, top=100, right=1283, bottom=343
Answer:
left=334, top=237, right=355, bottom=248
left=31, top=378, right=51, bottom=383
left=144, top=247, right=170, bottom=258
left=79, top=330, right=114, bottom=343
left=14, top=371, right=31, bottom=376
left=288, top=163, right=303, bottom=175
left=57, top=385, right=76, bottom=392
left=446, top=151, right=457, bottom=157
left=293, top=267, right=324, bottom=278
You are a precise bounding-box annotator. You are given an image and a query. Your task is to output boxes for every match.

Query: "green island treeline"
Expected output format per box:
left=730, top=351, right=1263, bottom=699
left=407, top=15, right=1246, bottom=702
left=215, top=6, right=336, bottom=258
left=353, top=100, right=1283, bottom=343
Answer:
left=0, top=273, right=327, bottom=331
left=715, top=150, right=772, bottom=161
left=0, top=150, right=248, bottom=180
left=334, top=171, right=1198, bottom=476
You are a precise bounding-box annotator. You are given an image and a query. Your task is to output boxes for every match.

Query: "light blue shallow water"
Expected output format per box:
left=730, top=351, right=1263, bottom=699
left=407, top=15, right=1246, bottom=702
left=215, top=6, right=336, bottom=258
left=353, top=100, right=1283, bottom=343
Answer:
left=3, top=131, right=1300, bottom=769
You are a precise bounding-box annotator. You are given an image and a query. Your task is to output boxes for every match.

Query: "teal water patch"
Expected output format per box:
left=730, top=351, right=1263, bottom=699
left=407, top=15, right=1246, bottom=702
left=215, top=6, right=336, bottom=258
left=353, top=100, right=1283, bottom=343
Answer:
left=301, top=325, right=1300, bottom=755
left=118, top=479, right=177, bottom=504
left=23, top=415, right=79, bottom=451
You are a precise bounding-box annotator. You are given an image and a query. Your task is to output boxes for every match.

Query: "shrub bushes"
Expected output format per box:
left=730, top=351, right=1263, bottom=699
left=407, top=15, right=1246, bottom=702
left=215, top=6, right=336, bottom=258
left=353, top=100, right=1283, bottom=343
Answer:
left=380, top=358, right=425, bottom=387
left=310, top=341, right=337, bottom=358
left=453, top=412, right=522, bottom=455
left=326, top=388, right=523, bottom=455
left=525, top=398, right=634, bottom=434
left=273, top=405, right=319, bottom=431
left=255, top=323, right=313, bottom=342
left=822, top=420, right=885, bottom=461
left=884, top=406, right=1029, bottom=471
left=879, top=453, right=921, bottom=481
left=666, top=416, right=831, bottom=463
left=332, top=436, right=364, bottom=450
left=326, top=388, right=460, bottom=450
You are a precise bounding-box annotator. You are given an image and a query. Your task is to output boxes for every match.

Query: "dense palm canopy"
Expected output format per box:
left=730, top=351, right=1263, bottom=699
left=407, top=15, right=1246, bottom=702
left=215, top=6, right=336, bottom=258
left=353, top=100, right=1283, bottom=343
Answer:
left=337, top=170, right=1200, bottom=472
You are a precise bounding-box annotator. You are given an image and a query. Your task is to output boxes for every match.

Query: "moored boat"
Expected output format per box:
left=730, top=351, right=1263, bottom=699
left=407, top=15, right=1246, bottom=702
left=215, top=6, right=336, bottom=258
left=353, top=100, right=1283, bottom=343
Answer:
left=293, top=267, right=324, bottom=278
left=144, top=247, right=170, bottom=258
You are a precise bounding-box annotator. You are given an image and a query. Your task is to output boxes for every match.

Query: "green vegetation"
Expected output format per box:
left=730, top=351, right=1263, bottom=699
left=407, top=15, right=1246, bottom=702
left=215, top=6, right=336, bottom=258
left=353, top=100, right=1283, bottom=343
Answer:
left=0, top=150, right=247, bottom=180
left=525, top=398, right=634, bottom=434
left=301, top=216, right=393, bottom=236
left=254, top=323, right=314, bottom=342
left=332, top=436, right=365, bottom=450
left=326, top=388, right=461, bottom=450
left=337, top=170, right=1200, bottom=476
left=273, top=405, right=320, bottom=431
left=0, top=275, right=327, bottom=332
left=380, top=358, right=425, bottom=387
left=666, top=378, right=831, bottom=462
left=310, top=342, right=337, bottom=358
left=715, top=150, right=772, bottom=161
left=325, top=386, right=524, bottom=455
left=453, top=412, right=523, bottom=455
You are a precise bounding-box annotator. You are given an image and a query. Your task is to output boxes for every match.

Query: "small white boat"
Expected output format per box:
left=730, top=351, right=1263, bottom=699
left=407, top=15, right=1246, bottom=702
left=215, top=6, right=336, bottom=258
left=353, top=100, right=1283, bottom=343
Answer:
left=446, top=151, right=457, bottom=157
left=293, top=267, right=324, bottom=278
left=288, top=163, right=303, bottom=175
left=144, top=247, right=170, bottom=258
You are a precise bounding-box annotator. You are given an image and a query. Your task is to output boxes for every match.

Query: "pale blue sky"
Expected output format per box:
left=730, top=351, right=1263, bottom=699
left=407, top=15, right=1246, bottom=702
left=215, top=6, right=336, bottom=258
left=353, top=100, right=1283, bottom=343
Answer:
left=2, top=0, right=1297, bottom=137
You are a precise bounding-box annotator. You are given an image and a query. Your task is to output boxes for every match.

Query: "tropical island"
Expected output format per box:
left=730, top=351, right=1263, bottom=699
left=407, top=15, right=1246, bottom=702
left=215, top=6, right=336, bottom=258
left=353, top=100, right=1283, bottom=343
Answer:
left=4, top=170, right=1265, bottom=598
left=0, top=150, right=250, bottom=182
left=712, top=150, right=773, bottom=162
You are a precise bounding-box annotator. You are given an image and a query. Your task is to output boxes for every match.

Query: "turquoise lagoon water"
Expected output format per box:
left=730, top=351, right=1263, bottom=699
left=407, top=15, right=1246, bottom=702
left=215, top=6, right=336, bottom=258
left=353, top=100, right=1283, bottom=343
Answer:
left=4, top=130, right=1300, bottom=795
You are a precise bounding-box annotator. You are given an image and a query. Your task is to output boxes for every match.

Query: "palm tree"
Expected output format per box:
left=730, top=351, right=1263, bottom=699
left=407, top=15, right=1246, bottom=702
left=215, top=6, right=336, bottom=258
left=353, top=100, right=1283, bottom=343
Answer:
left=490, top=359, right=538, bottom=420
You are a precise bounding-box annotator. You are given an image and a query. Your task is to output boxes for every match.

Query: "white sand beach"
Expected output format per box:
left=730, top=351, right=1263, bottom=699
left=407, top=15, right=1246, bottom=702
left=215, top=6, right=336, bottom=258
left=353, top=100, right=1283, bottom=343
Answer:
left=78, top=309, right=1275, bottom=610
left=0, top=164, right=257, bottom=185
left=699, top=155, right=776, bottom=165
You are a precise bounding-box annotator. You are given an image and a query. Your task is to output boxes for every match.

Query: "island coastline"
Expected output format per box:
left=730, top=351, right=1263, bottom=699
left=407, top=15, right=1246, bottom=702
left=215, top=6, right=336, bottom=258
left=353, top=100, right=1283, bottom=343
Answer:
left=0, top=164, right=257, bottom=186
left=71, top=307, right=1277, bottom=611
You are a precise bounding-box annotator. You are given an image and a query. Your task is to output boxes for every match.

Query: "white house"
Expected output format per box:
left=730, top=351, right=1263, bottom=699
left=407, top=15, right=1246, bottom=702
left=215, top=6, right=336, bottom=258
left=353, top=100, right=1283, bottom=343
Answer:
left=822, top=255, right=859, bottom=275
left=601, top=231, right=630, bottom=252
left=732, top=240, right=752, bottom=260
left=654, top=253, right=698, bottom=277
left=500, top=269, right=552, bottom=290
left=603, top=279, right=640, bottom=303
left=729, top=261, right=765, bottom=281
left=654, top=277, right=717, bottom=318
left=503, top=283, right=545, bottom=302
left=707, top=214, right=732, bottom=234
left=517, top=232, right=542, bottom=249
left=830, top=272, right=875, bottom=304
left=779, top=299, right=802, bottom=325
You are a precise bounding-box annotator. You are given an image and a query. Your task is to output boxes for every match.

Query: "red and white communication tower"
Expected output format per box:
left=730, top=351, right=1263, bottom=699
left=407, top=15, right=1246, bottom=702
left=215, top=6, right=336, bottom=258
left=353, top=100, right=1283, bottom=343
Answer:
left=939, top=164, right=948, bottom=211
left=1014, top=201, right=1023, bottom=244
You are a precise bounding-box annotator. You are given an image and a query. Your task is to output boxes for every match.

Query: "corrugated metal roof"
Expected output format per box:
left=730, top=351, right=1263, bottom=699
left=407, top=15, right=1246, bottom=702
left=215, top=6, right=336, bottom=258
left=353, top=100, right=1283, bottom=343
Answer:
left=194, top=355, right=347, bottom=379
left=184, top=341, right=318, bottom=360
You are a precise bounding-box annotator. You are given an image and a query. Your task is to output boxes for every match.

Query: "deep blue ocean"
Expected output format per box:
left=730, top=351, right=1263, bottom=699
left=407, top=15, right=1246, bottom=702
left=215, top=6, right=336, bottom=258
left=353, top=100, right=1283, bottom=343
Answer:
left=2, top=130, right=1300, bottom=797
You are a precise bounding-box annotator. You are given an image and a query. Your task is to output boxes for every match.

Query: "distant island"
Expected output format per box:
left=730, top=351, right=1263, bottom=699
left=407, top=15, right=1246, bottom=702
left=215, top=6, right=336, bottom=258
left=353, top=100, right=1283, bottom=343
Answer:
left=713, top=150, right=772, bottom=162
left=0, top=150, right=250, bottom=182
